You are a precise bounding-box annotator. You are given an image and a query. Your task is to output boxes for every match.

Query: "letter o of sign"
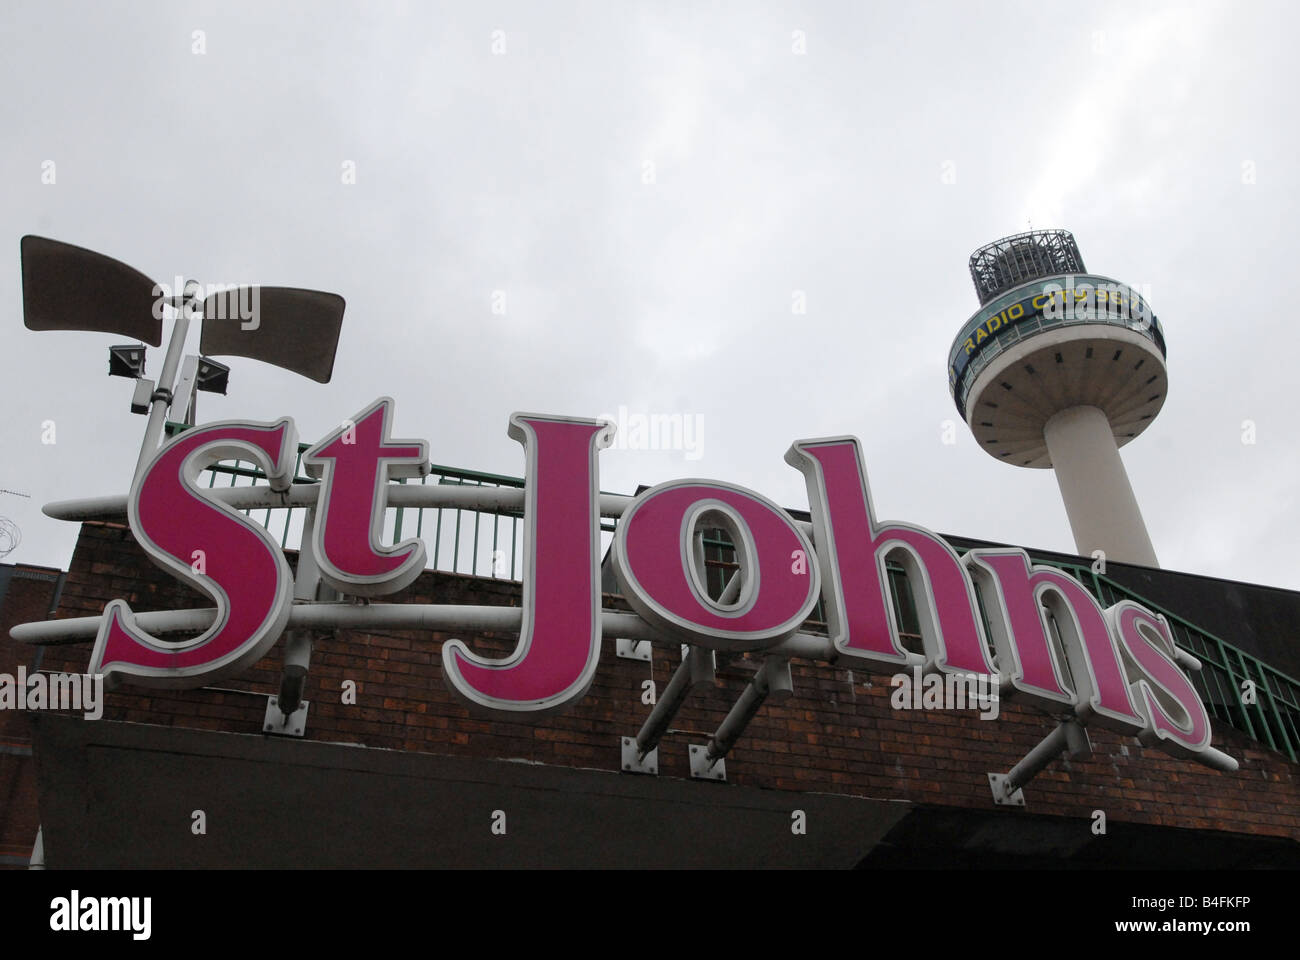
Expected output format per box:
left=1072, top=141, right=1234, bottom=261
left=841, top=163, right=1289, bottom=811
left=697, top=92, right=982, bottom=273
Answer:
left=611, top=480, right=821, bottom=650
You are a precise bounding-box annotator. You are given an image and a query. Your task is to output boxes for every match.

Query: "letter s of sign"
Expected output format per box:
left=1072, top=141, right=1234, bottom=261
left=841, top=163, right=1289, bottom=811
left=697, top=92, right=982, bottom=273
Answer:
left=1107, top=601, right=1214, bottom=761
left=89, top=420, right=299, bottom=688
left=440, top=414, right=609, bottom=716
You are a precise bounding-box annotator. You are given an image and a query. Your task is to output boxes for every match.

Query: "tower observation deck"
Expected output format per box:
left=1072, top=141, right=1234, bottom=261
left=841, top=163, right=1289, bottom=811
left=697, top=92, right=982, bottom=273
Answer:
left=948, top=230, right=1167, bottom=567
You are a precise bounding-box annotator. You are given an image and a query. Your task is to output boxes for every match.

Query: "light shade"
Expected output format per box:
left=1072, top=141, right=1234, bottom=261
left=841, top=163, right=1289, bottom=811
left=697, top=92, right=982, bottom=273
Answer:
left=200, top=287, right=345, bottom=384
left=21, top=236, right=163, bottom=346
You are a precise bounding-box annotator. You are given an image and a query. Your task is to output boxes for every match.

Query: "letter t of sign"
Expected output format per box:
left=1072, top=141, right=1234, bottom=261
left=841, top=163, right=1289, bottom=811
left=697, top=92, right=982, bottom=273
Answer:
left=302, top=398, right=430, bottom=596
left=441, top=414, right=608, bottom=715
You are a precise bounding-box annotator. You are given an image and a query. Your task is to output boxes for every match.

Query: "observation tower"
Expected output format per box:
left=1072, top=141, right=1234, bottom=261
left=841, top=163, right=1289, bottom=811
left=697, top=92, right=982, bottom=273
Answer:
left=948, top=230, right=1167, bottom=567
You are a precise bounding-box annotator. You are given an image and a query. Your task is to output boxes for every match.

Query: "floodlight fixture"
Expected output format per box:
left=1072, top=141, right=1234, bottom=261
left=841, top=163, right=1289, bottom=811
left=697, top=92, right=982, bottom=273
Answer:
left=108, top=344, right=148, bottom=379
left=196, top=357, right=230, bottom=395
left=19, top=234, right=347, bottom=471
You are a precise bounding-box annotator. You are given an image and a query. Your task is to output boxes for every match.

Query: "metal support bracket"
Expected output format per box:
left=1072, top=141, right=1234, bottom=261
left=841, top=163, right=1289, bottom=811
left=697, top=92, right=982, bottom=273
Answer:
left=689, top=744, right=726, bottom=781
left=688, top=645, right=715, bottom=686
left=625, top=644, right=715, bottom=775
left=129, top=378, right=155, bottom=416
left=690, top=657, right=791, bottom=784
left=264, top=695, right=309, bottom=737
left=272, top=507, right=338, bottom=734
left=988, top=718, right=1092, bottom=806
left=616, top=638, right=651, bottom=661
left=988, top=772, right=1025, bottom=807
left=686, top=651, right=792, bottom=784
left=621, top=736, right=658, bottom=774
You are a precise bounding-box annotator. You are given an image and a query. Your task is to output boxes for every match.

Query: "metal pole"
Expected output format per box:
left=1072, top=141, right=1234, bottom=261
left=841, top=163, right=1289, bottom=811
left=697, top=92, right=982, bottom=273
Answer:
left=702, top=658, right=793, bottom=767
left=633, top=651, right=696, bottom=760
left=134, top=294, right=195, bottom=476
left=277, top=509, right=329, bottom=721
left=1001, top=721, right=1072, bottom=794
left=13, top=605, right=844, bottom=669
left=717, top=568, right=741, bottom=606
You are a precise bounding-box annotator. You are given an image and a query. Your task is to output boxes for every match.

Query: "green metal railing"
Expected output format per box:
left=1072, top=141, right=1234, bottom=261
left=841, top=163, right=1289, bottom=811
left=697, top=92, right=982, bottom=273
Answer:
left=1080, top=564, right=1298, bottom=764
left=956, top=555, right=1300, bottom=764
left=705, top=527, right=1299, bottom=763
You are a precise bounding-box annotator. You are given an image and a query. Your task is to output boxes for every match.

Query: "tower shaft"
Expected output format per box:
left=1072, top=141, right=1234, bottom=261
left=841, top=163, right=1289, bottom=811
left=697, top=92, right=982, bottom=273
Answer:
left=1043, top=405, right=1158, bottom=567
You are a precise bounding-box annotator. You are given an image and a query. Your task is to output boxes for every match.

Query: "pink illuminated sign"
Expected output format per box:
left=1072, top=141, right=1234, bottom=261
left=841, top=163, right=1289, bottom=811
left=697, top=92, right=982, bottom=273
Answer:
left=86, top=397, right=1223, bottom=767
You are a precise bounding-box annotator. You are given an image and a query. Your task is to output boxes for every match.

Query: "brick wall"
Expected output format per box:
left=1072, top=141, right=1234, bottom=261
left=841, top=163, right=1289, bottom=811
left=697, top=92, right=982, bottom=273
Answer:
left=0, top=562, right=63, bottom=864
left=24, top=520, right=1300, bottom=846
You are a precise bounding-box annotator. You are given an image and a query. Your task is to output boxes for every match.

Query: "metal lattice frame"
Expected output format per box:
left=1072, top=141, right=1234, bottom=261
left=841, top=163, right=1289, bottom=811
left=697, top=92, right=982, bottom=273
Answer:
left=968, top=230, right=1087, bottom=305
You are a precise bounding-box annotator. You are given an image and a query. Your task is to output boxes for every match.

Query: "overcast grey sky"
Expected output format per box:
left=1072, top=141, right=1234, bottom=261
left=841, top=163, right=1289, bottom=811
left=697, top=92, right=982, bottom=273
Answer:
left=2, top=0, right=1297, bottom=592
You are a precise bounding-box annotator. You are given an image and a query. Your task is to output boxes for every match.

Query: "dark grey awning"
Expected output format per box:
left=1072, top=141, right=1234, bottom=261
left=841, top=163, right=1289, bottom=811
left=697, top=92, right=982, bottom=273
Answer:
left=30, top=716, right=908, bottom=868
left=20, top=235, right=163, bottom=346
left=200, top=287, right=345, bottom=384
